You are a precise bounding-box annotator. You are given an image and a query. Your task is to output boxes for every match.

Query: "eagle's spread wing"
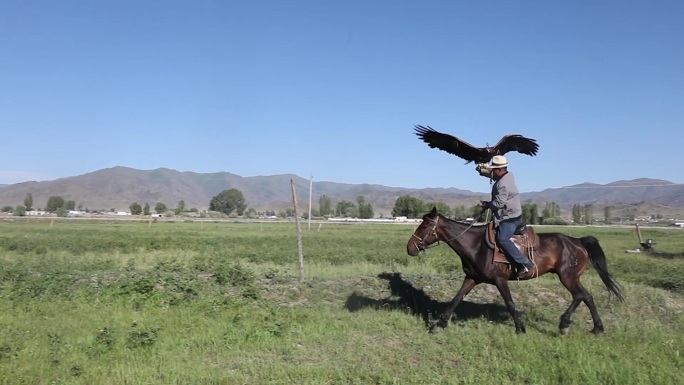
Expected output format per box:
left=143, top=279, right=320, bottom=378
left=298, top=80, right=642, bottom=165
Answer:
left=414, top=125, right=485, bottom=163
left=491, top=134, right=539, bottom=157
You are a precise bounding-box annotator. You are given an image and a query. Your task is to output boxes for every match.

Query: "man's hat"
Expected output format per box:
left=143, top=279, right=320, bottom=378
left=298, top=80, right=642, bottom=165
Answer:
left=489, top=155, right=508, bottom=169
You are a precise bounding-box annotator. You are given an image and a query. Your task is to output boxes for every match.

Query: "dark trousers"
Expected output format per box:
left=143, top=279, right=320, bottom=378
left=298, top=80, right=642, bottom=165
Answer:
left=496, top=219, right=531, bottom=266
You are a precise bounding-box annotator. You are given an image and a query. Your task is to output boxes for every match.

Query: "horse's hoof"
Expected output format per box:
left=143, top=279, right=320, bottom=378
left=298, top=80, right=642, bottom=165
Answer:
left=590, top=327, right=604, bottom=335
left=559, top=327, right=570, bottom=335
left=515, top=327, right=527, bottom=335
left=429, top=324, right=444, bottom=334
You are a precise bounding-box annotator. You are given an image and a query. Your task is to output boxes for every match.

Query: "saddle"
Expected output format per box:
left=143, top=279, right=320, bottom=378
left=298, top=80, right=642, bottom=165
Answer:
left=485, top=221, right=540, bottom=265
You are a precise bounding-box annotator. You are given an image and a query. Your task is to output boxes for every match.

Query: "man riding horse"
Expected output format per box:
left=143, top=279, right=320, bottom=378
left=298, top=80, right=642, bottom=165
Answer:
left=479, top=155, right=534, bottom=276
left=412, top=126, right=539, bottom=276
left=411, top=127, right=623, bottom=334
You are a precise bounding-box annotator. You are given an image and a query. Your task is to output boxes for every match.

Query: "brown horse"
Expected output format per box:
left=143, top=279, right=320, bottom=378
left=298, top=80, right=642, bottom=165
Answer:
left=406, top=207, right=624, bottom=335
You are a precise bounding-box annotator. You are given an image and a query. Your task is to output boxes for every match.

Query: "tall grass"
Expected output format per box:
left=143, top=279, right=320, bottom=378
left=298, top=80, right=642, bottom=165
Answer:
left=0, top=220, right=682, bottom=384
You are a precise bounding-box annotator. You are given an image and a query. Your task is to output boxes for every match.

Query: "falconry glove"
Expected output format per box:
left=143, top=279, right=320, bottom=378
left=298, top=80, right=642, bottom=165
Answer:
left=476, top=163, right=493, bottom=178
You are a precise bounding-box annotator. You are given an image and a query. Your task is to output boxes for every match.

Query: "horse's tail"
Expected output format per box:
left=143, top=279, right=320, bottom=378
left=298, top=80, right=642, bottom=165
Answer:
left=581, top=236, right=625, bottom=302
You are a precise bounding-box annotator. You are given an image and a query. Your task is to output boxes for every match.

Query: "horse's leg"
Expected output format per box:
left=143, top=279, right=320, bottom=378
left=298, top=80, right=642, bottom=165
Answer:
left=583, top=286, right=604, bottom=334
left=430, top=277, right=477, bottom=334
left=494, top=279, right=526, bottom=334
left=558, top=273, right=604, bottom=334
left=558, top=272, right=584, bottom=334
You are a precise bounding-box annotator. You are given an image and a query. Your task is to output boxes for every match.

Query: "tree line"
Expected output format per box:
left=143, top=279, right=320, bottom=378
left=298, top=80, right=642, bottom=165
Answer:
left=2, top=193, right=78, bottom=217
left=1, top=191, right=635, bottom=225
left=389, top=198, right=630, bottom=225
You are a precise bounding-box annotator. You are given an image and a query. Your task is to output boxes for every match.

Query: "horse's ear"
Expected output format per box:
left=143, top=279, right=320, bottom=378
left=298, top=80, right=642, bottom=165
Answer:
left=431, top=206, right=437, bottom=215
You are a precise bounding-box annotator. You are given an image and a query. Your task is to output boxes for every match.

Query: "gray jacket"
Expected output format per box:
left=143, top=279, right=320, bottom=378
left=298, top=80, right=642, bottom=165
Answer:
left=487, top=171, right=522, bottom=225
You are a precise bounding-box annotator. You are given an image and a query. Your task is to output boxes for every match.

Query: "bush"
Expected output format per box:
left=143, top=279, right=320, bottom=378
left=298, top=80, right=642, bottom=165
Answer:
left=213, top=264, right=256, bottom=287
left=542, top=217, right=568, bottom=225
left=13, top=205, right=26, bottom=216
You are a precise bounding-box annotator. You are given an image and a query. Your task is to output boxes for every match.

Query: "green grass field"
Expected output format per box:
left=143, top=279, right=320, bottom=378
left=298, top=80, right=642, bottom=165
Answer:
left=1, top=219, right=683, bottom=384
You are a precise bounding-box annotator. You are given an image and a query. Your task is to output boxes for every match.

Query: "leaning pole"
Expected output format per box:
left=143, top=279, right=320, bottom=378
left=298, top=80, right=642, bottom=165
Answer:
left=290, top=179, right=305, bottom=282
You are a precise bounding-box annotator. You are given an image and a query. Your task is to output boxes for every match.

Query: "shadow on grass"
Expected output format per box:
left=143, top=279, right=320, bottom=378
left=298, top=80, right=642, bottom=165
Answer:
left=345, top=272, right=510, bottom=328
left=647, top=251, right=684, bottom=260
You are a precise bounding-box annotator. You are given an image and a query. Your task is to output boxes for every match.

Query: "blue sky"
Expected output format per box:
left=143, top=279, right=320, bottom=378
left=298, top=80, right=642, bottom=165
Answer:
left=1, top=1, right=682, bottom=193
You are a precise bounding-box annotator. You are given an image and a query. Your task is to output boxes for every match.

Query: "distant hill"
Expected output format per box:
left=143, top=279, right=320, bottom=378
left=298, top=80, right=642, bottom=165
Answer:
left=522, top=178, right=684, bottom=206
left=0, top=167, right=483, bottom=216
left=0, top=167, right=683, bottom=217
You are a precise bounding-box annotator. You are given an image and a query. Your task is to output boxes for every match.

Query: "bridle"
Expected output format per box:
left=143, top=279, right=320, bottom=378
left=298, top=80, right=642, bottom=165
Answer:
left=411, top=212, right=482, bottom=252
left=411, top=216, right=441, bottom=252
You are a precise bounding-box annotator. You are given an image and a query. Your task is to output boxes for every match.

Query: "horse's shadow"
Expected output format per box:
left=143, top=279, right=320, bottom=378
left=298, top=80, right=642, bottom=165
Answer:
left=345, top=272, right=510, bottom=327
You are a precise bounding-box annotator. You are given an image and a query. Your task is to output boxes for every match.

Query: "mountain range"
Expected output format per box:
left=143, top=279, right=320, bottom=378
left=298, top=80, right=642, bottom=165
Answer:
left=1, top=167, right=683, bottom=218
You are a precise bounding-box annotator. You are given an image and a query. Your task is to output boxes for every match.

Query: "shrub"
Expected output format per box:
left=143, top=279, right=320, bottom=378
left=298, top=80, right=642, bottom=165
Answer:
left=542, top=217, right=568, bottom=225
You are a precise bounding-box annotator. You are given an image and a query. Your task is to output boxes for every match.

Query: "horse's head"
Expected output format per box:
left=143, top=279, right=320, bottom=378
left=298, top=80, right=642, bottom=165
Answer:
left=407, top=206, right=441, bottom=256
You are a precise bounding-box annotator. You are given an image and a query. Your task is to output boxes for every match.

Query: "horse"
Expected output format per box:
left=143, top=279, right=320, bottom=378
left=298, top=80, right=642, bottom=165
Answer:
left=406, top=207, right=624, bottom=335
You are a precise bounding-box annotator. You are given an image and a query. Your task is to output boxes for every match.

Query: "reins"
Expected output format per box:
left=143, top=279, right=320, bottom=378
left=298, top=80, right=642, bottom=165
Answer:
left=414, top=208, right=488, bottom=251
left=440, top=218, right=478, bottom=245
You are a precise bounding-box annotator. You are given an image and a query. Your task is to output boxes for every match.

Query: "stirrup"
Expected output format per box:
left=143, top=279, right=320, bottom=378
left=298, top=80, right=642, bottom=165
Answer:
left=515, top=265, right=529, bottom=275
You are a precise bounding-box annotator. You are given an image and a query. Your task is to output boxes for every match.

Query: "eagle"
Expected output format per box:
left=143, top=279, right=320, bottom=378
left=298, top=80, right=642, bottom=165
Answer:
left=414, top=125, right=539, bottom=164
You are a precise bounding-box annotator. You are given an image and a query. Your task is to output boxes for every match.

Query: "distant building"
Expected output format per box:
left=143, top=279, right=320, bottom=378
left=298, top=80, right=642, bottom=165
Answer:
left=326, top=216, right=421, bottom=223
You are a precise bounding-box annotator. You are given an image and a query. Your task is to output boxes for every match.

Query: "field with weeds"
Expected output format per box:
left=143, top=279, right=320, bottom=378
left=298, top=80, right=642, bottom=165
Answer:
left=1, top=219, right=683, bottom=384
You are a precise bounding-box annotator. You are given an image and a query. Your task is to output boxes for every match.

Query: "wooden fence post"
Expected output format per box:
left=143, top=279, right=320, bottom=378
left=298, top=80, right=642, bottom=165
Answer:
left=291, top=179, right=305, bottom=282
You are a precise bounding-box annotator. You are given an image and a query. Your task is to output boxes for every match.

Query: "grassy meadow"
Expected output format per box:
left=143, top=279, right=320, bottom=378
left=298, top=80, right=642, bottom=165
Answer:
left=0, top=218, right=683, bottom=384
